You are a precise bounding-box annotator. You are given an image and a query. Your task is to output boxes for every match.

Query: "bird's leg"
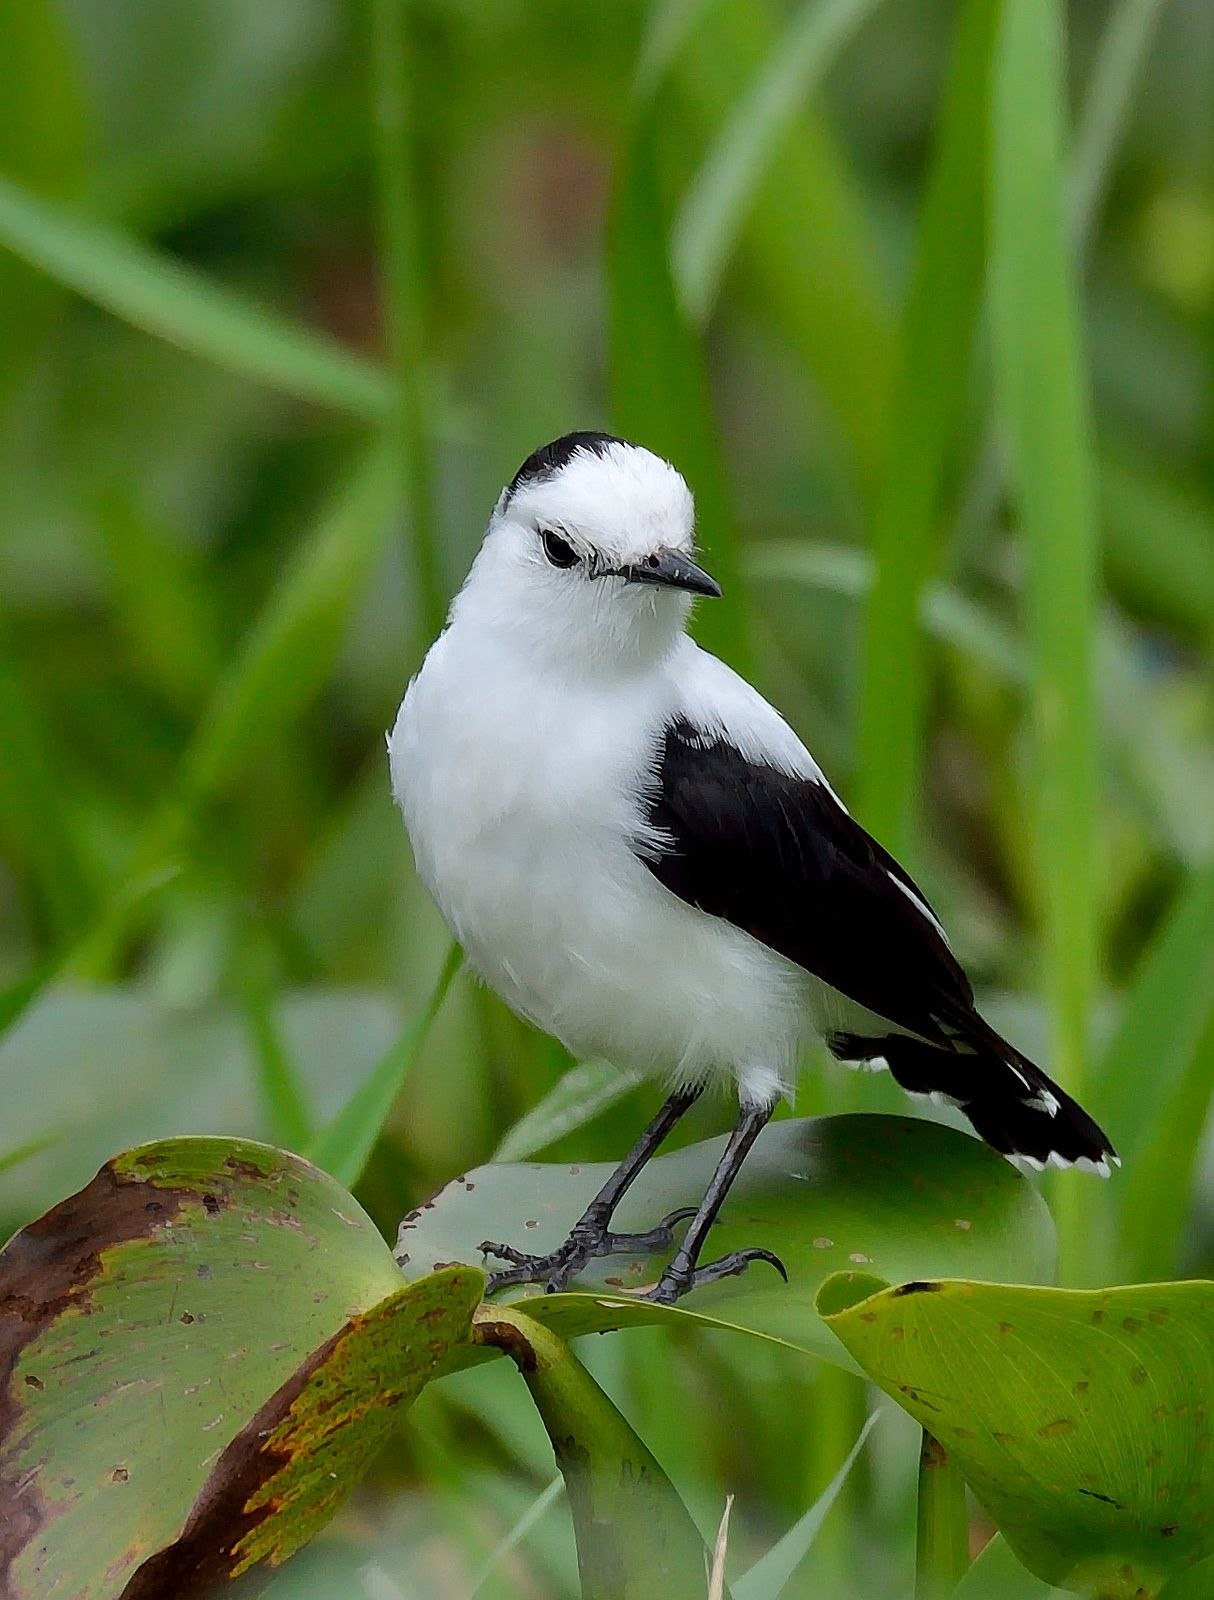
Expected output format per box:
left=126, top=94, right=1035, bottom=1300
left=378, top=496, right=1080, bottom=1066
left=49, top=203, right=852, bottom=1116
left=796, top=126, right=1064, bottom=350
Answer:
left=481, top=1085, right=703, bottom=1294
left=633, top=1097, right=785, bottom=1305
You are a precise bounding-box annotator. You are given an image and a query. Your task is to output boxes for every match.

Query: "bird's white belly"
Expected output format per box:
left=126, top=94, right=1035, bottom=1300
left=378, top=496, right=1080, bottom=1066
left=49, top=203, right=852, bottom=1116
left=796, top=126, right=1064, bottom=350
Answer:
left=391, top=654, right=811, bottom=1103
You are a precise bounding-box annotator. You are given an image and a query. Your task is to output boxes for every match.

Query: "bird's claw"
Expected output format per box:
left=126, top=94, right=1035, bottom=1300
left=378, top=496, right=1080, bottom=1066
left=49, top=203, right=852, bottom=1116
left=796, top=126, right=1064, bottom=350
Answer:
left=480, top=1205, right=698, bottom=1295
left=632, top=1245, right=787, bottom=1305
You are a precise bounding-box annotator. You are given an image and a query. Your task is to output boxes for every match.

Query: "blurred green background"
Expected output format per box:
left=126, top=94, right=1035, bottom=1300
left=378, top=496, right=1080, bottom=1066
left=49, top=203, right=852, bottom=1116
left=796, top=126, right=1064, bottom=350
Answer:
left=1, top=0, right=1212, bottom=1594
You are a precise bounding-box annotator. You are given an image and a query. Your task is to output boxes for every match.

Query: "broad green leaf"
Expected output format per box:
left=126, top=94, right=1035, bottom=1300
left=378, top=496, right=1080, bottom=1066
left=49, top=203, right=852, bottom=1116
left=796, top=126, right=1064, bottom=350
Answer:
left=308, top=943, right=462, bottom=1189
left=671, top=0, right=884, bottom=323
left=474, top=1305, right=716, bottom=1599
left=397, top=1113, right=1055, bottom=1371
left=989, top=0, right=1101, bottom=1274
left=123, top=1271, right=482, bottom=1595
left=0, top=177, right=393, bottom=418
left=854, top=0, right=1000, bottom=854
left=733, top=1409, right=878, bottom=1599
left=0, top=1135, right=480, bottom=1598
left=821, top=1275, right=1214, bottom=1597
left=493, top=1058, right=647, bottom=1164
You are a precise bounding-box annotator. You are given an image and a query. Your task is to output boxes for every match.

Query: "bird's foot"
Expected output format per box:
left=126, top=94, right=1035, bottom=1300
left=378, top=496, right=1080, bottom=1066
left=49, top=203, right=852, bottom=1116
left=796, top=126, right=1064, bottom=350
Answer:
left=632, top=1245, right=787, bottom=1305
left=481, top=1206, right=696, bottom=1294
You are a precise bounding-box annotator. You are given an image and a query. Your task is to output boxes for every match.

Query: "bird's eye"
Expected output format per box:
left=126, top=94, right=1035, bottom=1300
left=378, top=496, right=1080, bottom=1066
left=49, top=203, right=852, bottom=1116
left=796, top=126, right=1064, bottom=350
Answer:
left=539, top=528, right=579, bottom=569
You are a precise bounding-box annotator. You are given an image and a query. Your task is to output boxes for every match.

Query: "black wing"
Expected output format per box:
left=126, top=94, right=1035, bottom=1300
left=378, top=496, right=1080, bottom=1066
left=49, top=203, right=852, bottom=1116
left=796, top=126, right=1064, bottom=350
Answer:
left=641, top=718, right=976, bottom=1045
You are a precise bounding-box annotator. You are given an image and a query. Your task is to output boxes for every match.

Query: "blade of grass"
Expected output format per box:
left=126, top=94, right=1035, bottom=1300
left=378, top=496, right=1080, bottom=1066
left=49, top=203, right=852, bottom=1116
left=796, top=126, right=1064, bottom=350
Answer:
left=0, top=633, right=98, bottom=943
left=463, top=1475, right=565, bottom=1600
left=853, top=0, right=1001, bottom=855
left=1119, top=1007, right=1214, bottom=1282
left=749, top=541, right=1025, bottom=685
left=1092, top=860, right=1214, bottom=1269
left=0, top=1131, right=59, bottom=1178
left=368, top=0, right=445, bottom=644
left=734, top=1409, right=878, bottom=1600
left=0, top=175, right=393, bottom=418
left=238, top=935, right=316, bottom=1152
left=673, top=7, right=892, bottom=507
left=671, top=0, right=884, bottom=325
left=608, top=93, right=748, bottom=670
left=989, top=0, right=1101, bottom=1280
left=309, top=942, right=461, bottom=1188
left=1069, top=0, right=1167, bottom=248
left=2, top=446, right=395, bottom=1025
left=0, top=0, right=87, bottom=398
left=174, top=443, right=395, bottom=815
left=493, top=1060, right=647, bottom=1163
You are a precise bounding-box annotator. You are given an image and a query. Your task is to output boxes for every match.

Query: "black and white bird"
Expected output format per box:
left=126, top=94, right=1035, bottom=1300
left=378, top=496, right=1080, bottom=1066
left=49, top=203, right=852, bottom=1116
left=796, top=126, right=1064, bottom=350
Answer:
left=389, top=433, right=1117, bottom=1304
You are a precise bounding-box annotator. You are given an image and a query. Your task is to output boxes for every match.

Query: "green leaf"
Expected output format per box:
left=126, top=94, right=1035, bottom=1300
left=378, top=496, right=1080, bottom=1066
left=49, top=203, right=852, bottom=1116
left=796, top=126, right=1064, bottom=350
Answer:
left=608, top=97, right=748, bottom=670
left=672, top=6, right=892, bottom=505
left=475, top=1305, right=717, bottom=1599
left=0, top=176, right=393, bottom=418
left=821, top=1275, right=1214, bottom=1597
left=733, top=1409, right=878, bottom=1599
left=397, top=1113, right=1055, bottom=1371
left=854, top=0, right=1000, bottom=854
left=308, top=943, right=462, bottom=1189
left=954, top=1534, right=1053, bottom=1599
left=1091, top=861, right=1214, bottom=1281
left=671, top=0, right=884, bottom=324
left=0, top=1135, right=481, bottom=1597
left=749, top=541, right=1026, bottom=685
left=989, top=0, right=1101, bottom=1275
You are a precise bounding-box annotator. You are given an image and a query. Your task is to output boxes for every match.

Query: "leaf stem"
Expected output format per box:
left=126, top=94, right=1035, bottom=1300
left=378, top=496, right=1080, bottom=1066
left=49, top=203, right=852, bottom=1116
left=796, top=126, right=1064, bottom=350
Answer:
left=915, top=1430, right=969, bottom=1600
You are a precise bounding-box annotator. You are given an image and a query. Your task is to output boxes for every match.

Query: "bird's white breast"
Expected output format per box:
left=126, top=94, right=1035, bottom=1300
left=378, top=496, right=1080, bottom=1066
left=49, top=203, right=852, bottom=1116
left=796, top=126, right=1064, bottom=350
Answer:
left=389, top=630, right=811, bottom=1102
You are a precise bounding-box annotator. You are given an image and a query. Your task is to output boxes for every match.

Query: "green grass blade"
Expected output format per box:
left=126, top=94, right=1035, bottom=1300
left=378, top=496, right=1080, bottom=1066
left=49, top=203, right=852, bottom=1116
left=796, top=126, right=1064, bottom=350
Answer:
left=608, top=96, right=748, bottom=669
left=853, top=0, right=1001, bottom=854
left=0, top=1131, right=59, bottom=1178
left=672, top=0, right=883, bottom=324
left=1092, top=861, right=1214, bottom=1271
left=309, top=943, right=461, bottom=1188
left=0, top=635, right=98, bottom=943
left=369, top=0, right=445, bottom=644
left=989, top=0, right=1101, bottom=1277
left=493, top=1059, right=646, bottom=1163
left=673, top=7, right=892, bottom=507
left=1070, top=0, right=1167, bottom=247
left=177, top=444, right=395, bottom=812
left=1119, top=1008, right=1214, bottom=1283
left=734, top=1409, right=878, bottom=1600
left=239, top=945, right=315, bottom=1152
left=463, top=1475, right=565, bottom=1600
left=750, top=541, right=1026, bottom=685
left=0, top=176, right=392, bottom=418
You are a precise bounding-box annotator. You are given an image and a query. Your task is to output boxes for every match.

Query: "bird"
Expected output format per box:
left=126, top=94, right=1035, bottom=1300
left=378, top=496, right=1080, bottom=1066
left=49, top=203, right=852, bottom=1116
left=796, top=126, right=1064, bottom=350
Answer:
left=388, top=432, right=1117, bottom=1305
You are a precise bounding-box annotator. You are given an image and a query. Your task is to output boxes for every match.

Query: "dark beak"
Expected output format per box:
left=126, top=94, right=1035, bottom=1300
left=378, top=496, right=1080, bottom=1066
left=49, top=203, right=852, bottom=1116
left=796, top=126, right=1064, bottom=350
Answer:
left=619, top=547, right=722, bottom=598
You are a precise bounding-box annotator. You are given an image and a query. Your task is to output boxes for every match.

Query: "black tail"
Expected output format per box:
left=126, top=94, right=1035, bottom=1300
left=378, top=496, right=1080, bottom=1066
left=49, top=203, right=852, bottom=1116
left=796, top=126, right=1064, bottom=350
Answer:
left=828, top=1028, right=1118, bottom=1175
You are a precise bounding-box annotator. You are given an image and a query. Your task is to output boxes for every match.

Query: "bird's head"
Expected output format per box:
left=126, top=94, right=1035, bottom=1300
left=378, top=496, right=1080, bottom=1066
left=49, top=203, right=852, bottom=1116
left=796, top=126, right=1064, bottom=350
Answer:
left=452, top=433, right=719, bottom=673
